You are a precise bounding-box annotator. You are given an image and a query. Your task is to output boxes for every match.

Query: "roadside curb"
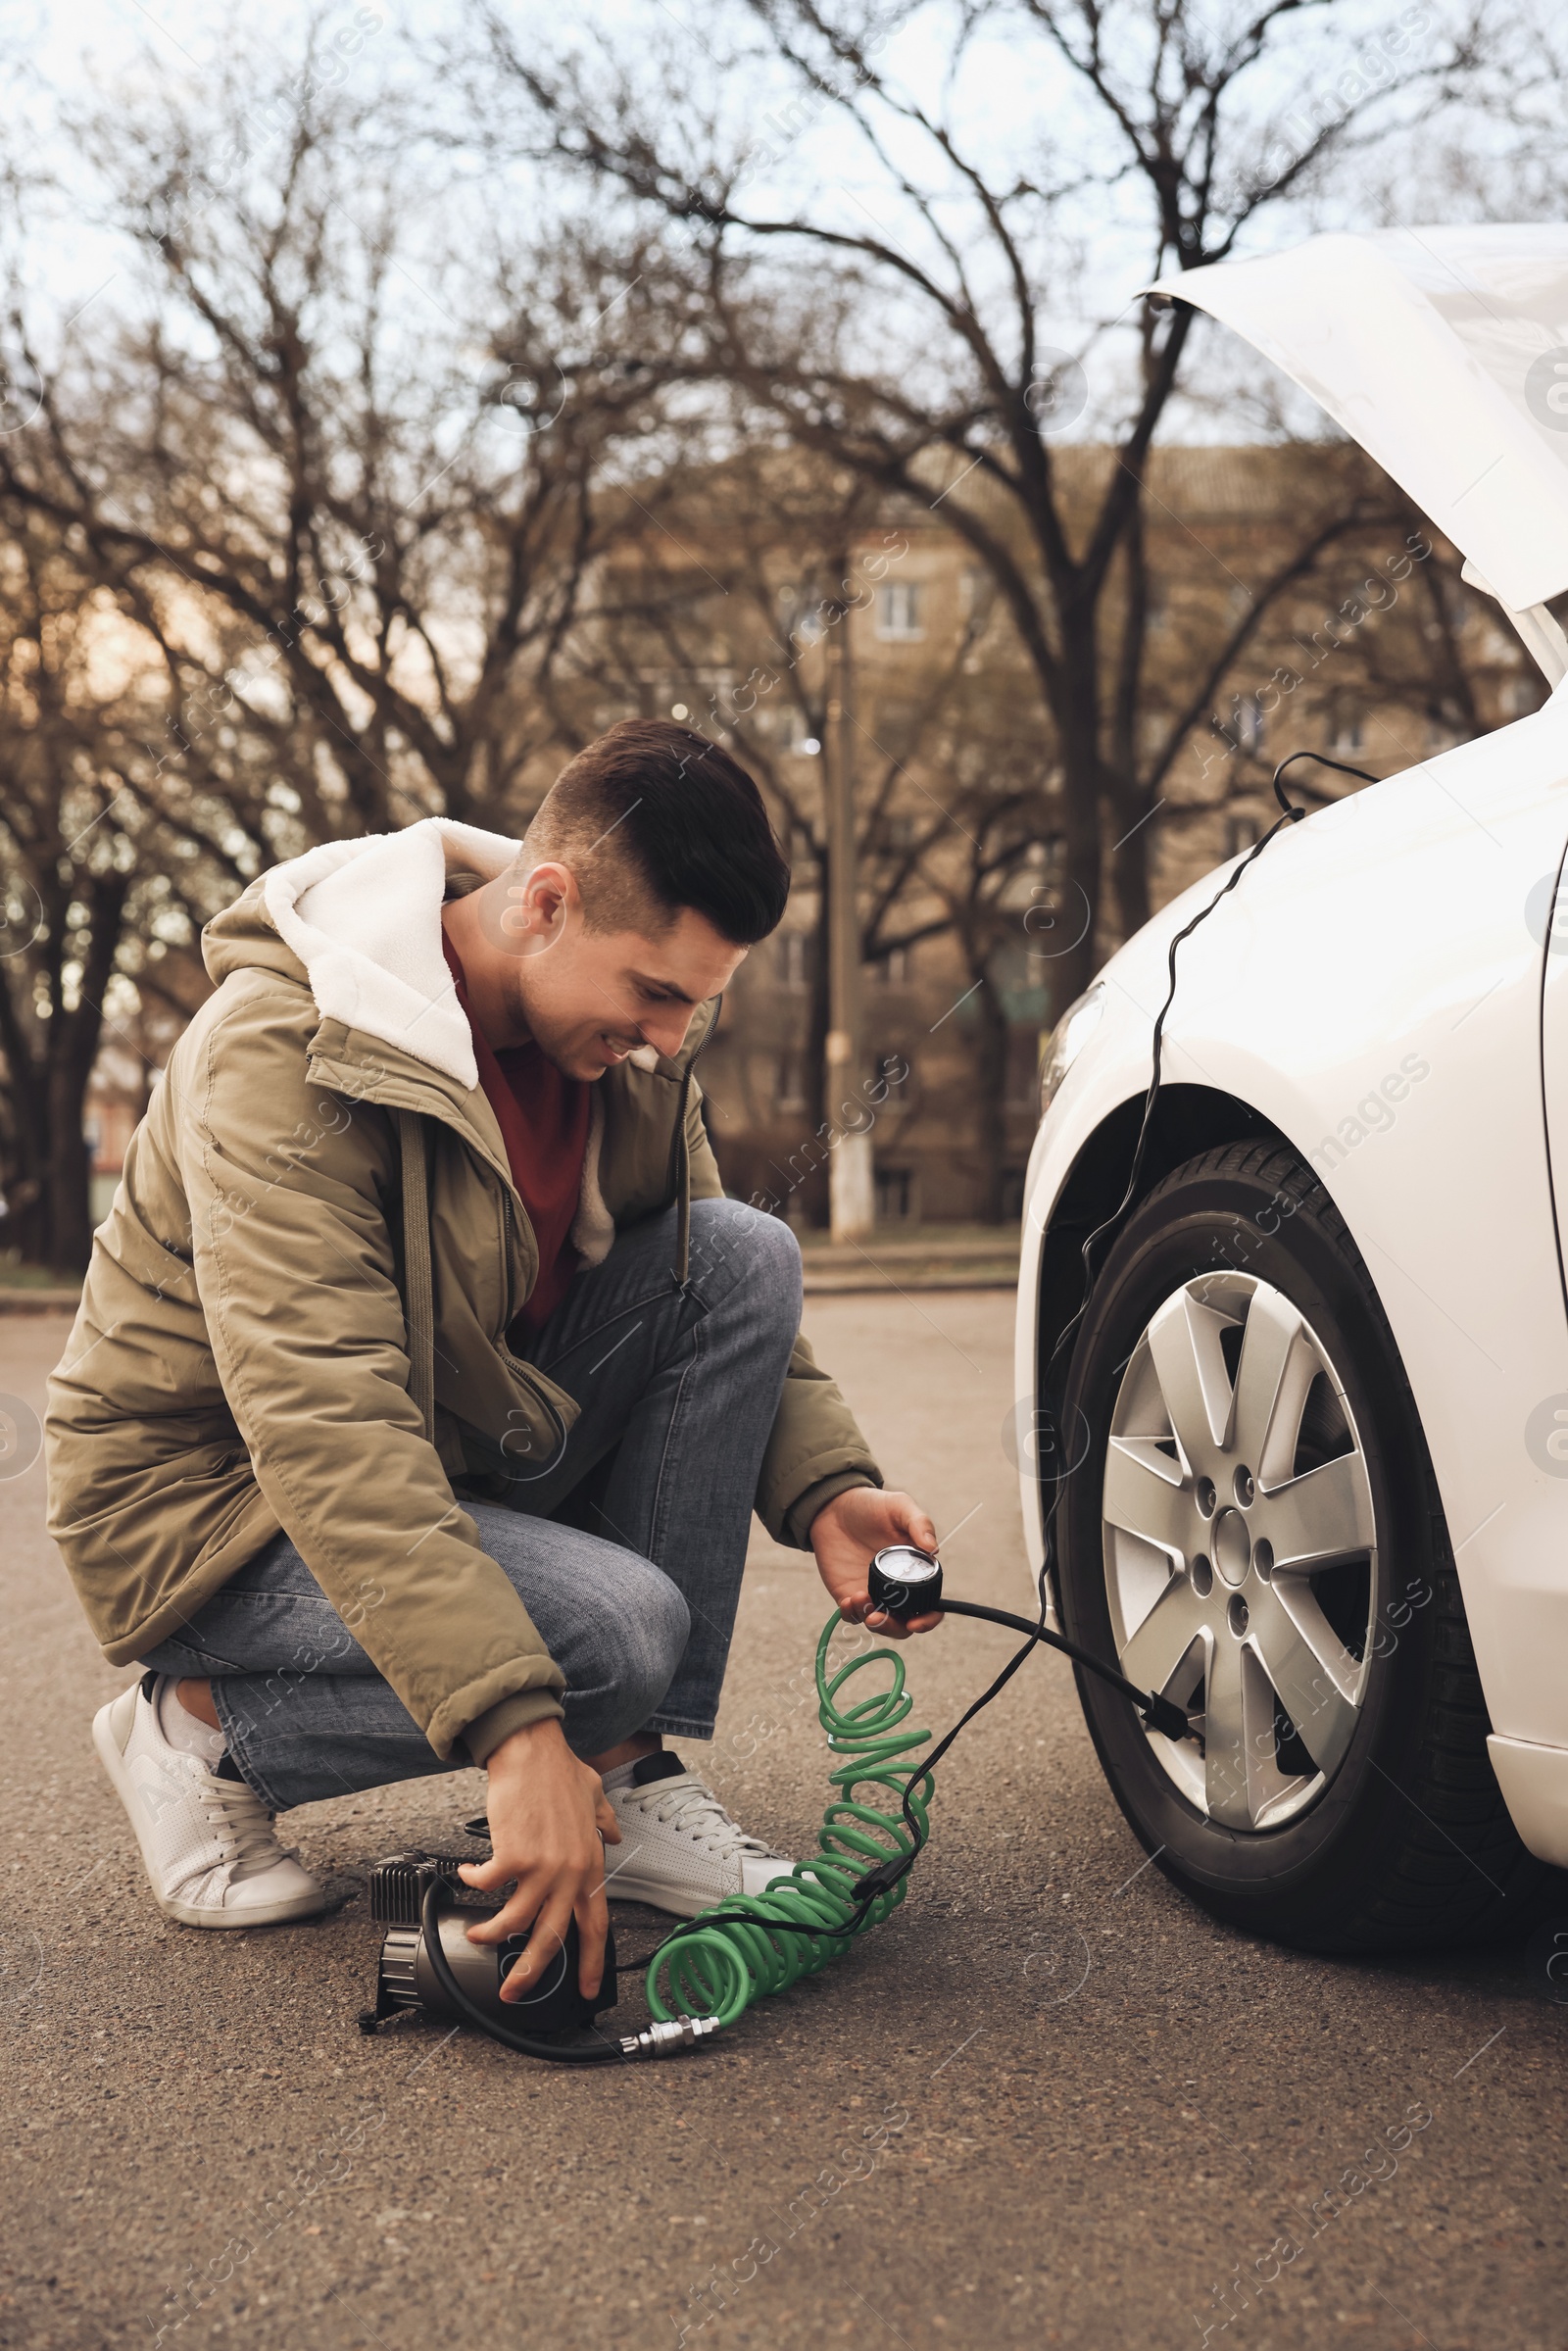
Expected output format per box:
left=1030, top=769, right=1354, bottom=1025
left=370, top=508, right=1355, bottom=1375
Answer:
left=799, top=1227, right=1022, bottom=1298
left=0, top=1273, right=1020, bottom=1308
left=804, top=1266, right=1017, bottom=1296
left=0, top=1236, right=1026, bottom=1310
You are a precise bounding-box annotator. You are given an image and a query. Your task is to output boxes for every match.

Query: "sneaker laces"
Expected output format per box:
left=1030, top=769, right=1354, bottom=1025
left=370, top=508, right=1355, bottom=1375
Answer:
left=197, top=1772, right=286, bottom=1882
left=615, top=1773, right=784, bottom=1863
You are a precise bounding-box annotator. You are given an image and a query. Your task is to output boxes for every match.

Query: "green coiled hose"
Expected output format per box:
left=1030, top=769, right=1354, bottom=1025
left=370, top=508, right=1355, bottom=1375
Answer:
left=644, top=1612, right=935, bottom=2031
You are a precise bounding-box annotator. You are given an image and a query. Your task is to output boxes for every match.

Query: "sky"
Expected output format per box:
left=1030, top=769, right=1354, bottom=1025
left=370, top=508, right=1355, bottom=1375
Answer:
left=4, top=0, right=1546, bottom=447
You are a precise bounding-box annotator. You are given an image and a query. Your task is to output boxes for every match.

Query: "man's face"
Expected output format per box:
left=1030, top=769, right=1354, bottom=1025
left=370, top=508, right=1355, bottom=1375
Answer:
left=473, top=861, right=747, bottom=1079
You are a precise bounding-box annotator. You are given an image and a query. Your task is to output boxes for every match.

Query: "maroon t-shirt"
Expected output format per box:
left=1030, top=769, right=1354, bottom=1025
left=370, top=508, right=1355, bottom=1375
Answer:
left=442, top=932, right=591, bottom=1337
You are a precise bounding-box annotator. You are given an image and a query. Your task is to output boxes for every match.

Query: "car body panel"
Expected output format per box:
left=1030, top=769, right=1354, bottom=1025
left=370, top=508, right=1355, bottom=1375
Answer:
left=1487, top=1736, right=1568, bottom=1867
left=1534, top=850, right=1568, bottom=1326
left=1145, top=226, right=1568, bottom=613
left=1016, top=692, right=1568, bottom=1790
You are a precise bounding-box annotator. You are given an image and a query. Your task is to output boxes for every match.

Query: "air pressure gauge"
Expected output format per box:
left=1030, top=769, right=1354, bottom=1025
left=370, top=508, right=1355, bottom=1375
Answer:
left=867, top=1544, right=944, bottom=1620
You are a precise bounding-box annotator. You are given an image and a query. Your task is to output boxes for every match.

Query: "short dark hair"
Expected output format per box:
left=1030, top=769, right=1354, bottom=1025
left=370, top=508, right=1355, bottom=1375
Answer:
left=523, top=718, right=791, bottom=945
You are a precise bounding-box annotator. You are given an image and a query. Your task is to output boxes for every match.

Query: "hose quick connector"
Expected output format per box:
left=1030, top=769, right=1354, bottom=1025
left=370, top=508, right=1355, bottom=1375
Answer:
left=1141, top=1691, right=1195, bottom=1743
left=618, top=2015, right=721, bottom=2060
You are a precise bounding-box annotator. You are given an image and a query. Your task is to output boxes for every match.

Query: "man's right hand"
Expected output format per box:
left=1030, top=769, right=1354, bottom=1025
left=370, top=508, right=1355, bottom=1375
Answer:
left=458, top=1718, right=621, bottom=2002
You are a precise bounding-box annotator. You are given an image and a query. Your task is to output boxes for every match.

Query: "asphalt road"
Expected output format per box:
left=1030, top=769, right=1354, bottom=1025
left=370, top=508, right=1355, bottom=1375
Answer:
left=3, top=1290, right=1566, bottom=2351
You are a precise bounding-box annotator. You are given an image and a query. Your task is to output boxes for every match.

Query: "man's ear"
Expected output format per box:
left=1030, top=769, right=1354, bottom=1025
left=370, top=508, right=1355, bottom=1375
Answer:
left=527, top=860, right=581, bottom=929
left=514, top=859, right=579, bottom=940
left=478, top=857, right=580, bottom=958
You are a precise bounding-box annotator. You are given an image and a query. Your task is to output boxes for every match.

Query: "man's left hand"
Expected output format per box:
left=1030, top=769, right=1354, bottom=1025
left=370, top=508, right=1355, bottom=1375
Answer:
left=809, top=1487, right=943, bottom=1639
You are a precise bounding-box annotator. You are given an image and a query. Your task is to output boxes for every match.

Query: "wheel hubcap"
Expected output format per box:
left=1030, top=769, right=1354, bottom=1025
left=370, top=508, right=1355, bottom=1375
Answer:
left=1100, top=1271, right=1377, bottom=1831
left=1212, top=1507, right=1250, bottom=1586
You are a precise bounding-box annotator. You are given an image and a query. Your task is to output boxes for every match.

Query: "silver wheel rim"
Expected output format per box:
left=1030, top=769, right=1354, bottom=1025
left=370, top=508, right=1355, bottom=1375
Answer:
left=1101, top=1271, right=1377, bottom=1831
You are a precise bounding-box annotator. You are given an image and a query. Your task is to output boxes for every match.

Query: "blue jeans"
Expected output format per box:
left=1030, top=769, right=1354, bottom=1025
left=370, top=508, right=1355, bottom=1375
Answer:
left=138, top=1199, right=804, bottom=1812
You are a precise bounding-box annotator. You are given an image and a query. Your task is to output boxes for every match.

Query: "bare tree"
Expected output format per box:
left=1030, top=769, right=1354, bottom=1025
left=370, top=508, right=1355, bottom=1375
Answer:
left=0, top=51, right=706, bottom=1252
left=0, top=516, right=148, bottom=1268
left=0, top=50, right=711, bottom=830
left=1157, top=485, right=1542, bottom=866
left=468, top=0, right=1487, bottom=996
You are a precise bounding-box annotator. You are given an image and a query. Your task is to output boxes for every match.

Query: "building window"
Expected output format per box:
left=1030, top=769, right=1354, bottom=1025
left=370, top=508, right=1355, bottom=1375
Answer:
left=778, top=586, right=826, bottom=649
left=1331, top=707, right=1364, bottom=755
left=1231, top=697, right=1265, bottom=754
left=1018, top=835, right=1064, bottom=885
left=876, top=811, right=918, bottom=853
left=777, top=1051, right=808, bottom=1112
left=1225, top=811, right=1260, bottom=859
left=875, top=1166, right=915, bottom=1222
left=872, top=947, right=909, bottom=988
left=961, top=567, right=995, bottom=623
left=1004, top=1029, right=1040, bottom=1109
left=778, top=933, right=808, bottom=989
left=871, top=703, right=922, bottom=764
left=875, top=582, right=924, bottom=641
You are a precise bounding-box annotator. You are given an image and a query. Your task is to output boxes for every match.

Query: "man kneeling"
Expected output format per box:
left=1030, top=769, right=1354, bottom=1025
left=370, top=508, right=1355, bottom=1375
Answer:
left=47, top=719, right=938, bottom=2009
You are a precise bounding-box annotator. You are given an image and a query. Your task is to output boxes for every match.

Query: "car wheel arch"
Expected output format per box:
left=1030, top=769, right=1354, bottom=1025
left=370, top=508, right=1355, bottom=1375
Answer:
left=1033, top=1084, right=1286, bottom=1425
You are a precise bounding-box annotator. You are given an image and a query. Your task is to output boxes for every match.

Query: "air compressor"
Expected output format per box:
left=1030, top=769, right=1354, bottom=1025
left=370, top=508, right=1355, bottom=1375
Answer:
left=358, top=1544, right=1197, bottom=2063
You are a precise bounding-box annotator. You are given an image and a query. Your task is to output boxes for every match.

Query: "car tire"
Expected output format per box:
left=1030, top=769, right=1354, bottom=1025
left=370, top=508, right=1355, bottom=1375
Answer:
left=1054, top=1138, right=1558, bottom=1953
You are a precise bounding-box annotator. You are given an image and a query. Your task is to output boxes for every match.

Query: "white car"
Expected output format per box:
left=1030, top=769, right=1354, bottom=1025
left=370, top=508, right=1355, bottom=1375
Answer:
left=1016, top=224, right=1568, bottom=1951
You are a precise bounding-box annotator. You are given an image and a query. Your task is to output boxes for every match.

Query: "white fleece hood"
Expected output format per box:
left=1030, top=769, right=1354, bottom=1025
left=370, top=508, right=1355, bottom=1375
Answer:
left=258, top=818, right=618, bottom=1268
left=262, top=818, right=519, bottom=1090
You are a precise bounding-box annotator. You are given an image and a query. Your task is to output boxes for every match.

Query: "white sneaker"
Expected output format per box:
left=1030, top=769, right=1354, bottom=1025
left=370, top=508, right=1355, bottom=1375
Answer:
left=92, top=1675, right=329, bottom=1929
left=600, top=1751, right=796, bottom=1918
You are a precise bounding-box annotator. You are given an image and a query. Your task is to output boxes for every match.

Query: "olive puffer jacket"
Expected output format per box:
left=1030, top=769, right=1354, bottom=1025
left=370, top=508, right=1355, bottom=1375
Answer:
left=46, top=819, right=879, bottom=1766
